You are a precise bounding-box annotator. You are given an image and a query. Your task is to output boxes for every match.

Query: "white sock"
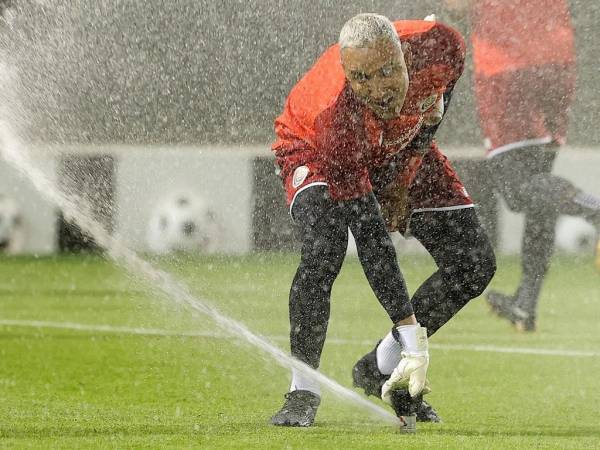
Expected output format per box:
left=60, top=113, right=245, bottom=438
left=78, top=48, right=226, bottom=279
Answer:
left=290, top=368, right=320, bottom=396
left=396, top=324, right=428, bottom=356
left=376, top=331, right=403, bottom=375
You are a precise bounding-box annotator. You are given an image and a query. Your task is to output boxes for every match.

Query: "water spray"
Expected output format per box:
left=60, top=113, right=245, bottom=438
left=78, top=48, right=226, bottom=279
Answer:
left=0, top=123, right=398, bottom=424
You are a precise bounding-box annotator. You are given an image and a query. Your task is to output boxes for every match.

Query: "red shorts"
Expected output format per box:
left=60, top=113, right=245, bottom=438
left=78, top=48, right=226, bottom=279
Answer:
left=475, top=64, right=576, bottom=157
left=404, top=145, right=473, bottom=234
left=283, top=162, right=372, bottom=207
left=284, top=162, right=328, bottom=210
left=284, top=144, right=473, bottom=234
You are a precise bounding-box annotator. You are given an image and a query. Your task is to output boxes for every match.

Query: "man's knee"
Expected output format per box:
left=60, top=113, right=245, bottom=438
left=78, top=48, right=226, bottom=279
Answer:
left=300, top=238, right=346, bottom=278
left=413, top=208, right=496, bottom=298
left=464, top=245, right=496, bottom=298
left=447, top=236, right=496, bottom=299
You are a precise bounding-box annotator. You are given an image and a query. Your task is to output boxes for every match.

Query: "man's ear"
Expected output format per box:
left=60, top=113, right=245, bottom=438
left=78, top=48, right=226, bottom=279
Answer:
left=401, top=41, right=412, bottom=70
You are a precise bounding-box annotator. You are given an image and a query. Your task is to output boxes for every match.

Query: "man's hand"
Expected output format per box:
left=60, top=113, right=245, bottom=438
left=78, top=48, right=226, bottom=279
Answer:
left=381, top=352, right=430, bottom=400
left=382, top=326, right=430, bottom=400
left=379, top=185, right=409, bottom=232
left=377, top=154, right=424, bottom=232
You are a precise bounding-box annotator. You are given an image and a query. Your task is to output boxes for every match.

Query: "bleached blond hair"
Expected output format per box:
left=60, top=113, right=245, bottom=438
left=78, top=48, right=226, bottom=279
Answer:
left=338, top=13, right=401, bottom=49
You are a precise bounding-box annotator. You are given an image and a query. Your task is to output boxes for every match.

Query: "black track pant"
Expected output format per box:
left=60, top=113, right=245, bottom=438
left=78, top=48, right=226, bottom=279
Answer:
left=289, top=186, right=413, bottom=368
left=409, top=207, right=496, bottom=336
left=489, top=146, right=600, bottom=317
left=289, top=186, right=496, bottom=368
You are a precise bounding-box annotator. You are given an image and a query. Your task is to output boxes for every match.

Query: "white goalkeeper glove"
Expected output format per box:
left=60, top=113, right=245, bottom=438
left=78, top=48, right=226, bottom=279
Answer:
left=381, top=325, right=430, bottom=401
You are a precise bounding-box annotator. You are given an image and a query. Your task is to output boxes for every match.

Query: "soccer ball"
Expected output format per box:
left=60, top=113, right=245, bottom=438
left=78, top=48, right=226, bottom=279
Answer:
left=146, top=192, right=222, bottom=254
left=0, top=195, right=25, bottom=254
left=555, top=216, right=597, bottom=254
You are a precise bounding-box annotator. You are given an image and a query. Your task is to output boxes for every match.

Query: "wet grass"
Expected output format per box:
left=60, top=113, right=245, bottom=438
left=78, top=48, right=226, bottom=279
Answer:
left=0, top=252, right=599, bottom=448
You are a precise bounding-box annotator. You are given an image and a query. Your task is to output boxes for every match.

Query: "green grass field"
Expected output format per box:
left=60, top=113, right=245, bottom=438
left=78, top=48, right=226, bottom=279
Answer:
left=1, top=253, right=599, bottom=449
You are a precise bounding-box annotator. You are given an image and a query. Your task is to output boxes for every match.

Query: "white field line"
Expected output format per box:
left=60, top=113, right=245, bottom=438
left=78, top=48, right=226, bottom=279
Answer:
left=1, top=319, right=599, bottom=358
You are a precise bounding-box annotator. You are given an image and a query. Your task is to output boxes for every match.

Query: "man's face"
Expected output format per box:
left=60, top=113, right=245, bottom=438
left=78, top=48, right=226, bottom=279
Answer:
left=341, top=38, right=409, bottom=120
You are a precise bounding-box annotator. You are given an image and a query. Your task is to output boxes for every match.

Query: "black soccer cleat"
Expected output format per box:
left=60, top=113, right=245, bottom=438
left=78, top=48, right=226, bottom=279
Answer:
left=513, top=317, right=536, bottom=333
left=352, top=342, right=388, bottom=397
left=486, top=290, right=536, bottom=332
left=352, top=343, right=442, bottom=423
left=486, top=290, right=516, bottom=320
left=270, top=390, right=321, bottom=427
left=416, top=399, right=442, bottom=423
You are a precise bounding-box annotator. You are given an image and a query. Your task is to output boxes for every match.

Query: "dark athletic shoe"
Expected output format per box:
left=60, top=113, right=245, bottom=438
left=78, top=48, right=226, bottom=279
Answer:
left=417, top=400, right=442, bottom=423
left=513, top=313, right=536, bottom=332
left=270, top=390, right=320, bottom=427
left=352, top=343, right=441, bottom=423
left=352, top=342, right=388, bottom=397
left=486, top=290, right=516, bottom=320
left=486, top=291, right=536, bottom=332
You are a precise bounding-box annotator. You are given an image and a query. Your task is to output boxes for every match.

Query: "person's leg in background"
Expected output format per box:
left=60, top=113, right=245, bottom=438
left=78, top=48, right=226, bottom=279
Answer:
left=509, top=206, right=560, bottom=330
left=475, top=63, right=596, bottom=331
left=487, top=146, right=600, bottom=330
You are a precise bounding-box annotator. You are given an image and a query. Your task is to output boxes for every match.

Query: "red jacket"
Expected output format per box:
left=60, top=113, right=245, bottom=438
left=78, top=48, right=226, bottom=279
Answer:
left=273, top=20, right=465, bottom=201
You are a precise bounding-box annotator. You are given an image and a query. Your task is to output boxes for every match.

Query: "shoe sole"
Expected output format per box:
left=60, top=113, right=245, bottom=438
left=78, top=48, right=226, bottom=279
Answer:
left=271, top=421, right=312, bottom=427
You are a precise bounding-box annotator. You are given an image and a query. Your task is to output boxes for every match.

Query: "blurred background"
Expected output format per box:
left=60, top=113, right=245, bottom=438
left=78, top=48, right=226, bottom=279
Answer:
left=0, top=0, right=598, bottom=255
